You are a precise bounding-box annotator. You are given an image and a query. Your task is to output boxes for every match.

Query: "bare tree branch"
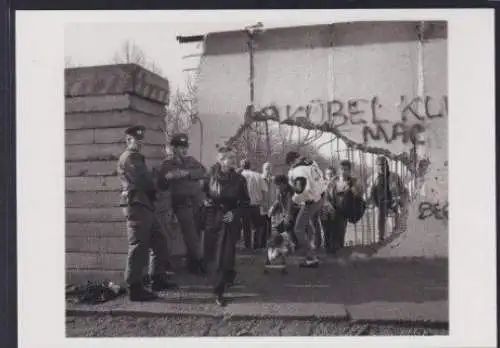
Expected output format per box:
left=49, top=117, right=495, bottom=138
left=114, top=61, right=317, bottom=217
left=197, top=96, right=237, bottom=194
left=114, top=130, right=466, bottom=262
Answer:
left=315, top=137, right=337, bottom=152
left=111, top=39, right=163, bottom=75
left=110, top=39, right=191, bottom=144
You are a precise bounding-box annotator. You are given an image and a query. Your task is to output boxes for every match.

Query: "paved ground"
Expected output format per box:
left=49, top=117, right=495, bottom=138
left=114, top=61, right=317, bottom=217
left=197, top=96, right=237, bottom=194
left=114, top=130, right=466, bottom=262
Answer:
left=67, top=250, right=448, bottom=336
left=66, top=314, right=448, bottom=337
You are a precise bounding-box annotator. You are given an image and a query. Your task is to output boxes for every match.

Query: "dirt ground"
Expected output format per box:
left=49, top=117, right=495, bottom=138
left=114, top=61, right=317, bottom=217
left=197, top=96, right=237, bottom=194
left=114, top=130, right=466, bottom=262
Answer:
left=66, top=314, right=448, bottom=337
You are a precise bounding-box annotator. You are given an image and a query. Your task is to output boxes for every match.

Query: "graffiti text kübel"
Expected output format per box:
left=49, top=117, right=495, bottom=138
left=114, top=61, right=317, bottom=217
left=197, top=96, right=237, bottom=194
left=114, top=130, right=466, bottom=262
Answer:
left=250, top=95, right=448, bottom=145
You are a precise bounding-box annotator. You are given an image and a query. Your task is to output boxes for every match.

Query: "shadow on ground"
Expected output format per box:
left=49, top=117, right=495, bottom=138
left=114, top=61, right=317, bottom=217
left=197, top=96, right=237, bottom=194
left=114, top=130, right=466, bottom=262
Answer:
left=163, top=252, right=448, bottom=306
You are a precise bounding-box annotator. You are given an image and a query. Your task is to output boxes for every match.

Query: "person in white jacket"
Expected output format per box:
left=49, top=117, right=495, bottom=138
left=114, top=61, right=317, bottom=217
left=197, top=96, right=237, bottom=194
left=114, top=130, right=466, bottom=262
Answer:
left=285, top=151, right=327, bottom=268
left=239, top=159, right=267, bottom=249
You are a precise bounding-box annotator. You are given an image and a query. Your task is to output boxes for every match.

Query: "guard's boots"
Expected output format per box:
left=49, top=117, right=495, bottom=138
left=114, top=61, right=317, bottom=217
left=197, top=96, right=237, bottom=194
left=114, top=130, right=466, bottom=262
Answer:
left=150, top=274, right=178, bottom=292
left=128, top=283, right=158, bottom=302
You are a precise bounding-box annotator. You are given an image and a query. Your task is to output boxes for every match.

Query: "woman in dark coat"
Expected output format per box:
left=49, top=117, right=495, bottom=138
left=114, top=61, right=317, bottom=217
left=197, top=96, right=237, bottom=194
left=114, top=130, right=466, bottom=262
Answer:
left=202, top=146, right=250, bottom=306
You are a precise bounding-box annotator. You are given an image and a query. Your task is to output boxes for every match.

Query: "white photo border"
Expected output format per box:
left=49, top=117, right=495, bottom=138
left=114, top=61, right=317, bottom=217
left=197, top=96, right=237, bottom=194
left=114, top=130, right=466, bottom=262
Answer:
left=16, top=9, right=496, bottom=348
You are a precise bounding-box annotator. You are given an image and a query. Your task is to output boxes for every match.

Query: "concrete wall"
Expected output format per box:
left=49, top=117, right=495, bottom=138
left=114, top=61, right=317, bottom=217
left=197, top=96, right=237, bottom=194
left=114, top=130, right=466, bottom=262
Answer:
left=192, top=21, right=448, bottom=258
left=65, top=64, right=183, bottom=285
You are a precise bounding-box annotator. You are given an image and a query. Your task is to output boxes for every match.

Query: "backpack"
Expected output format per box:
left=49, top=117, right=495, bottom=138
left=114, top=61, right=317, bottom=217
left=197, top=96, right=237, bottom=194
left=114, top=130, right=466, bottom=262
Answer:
left=338, top=177, right=367, bottom=224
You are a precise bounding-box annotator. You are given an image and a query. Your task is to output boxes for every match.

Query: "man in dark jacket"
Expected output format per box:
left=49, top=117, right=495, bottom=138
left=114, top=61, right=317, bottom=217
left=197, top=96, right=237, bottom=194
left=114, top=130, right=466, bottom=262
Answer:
left=117, top=125, right=177, bottom=302
left=157, top=133, right=207, bottom=275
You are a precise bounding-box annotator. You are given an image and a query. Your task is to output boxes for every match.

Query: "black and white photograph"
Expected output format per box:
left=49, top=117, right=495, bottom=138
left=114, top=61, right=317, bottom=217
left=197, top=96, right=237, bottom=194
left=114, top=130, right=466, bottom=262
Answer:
left=15, top=9, right=496, bottom=347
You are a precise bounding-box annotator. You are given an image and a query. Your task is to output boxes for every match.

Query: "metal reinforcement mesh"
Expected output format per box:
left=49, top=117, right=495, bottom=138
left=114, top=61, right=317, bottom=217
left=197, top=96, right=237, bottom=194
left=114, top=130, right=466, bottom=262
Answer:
left=320, top=133, right=416, bottom=247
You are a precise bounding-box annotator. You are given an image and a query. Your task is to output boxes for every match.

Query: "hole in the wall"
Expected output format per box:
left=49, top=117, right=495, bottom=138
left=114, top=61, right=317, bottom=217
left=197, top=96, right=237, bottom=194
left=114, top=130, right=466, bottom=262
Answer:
left=223, top=120, right=335, bottom=173
left=444, top=160, right=448, bottom=167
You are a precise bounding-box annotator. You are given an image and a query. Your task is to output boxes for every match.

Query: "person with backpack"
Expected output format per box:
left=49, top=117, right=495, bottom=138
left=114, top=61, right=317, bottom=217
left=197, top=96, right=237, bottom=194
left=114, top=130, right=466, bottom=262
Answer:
left=329, top=160, right=365, bottom=252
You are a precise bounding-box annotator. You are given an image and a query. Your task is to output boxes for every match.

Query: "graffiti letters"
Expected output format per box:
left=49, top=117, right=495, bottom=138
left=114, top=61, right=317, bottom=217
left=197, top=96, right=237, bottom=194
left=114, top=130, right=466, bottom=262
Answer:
left=250, top=95, right=447, bottom=125
left=248, top=95, right=447, bottom=145
left=400, top=96, right=448, bottom=122
left=418, top=201, right=448, bottom=220
left=362, top=122, right=426, bottom=144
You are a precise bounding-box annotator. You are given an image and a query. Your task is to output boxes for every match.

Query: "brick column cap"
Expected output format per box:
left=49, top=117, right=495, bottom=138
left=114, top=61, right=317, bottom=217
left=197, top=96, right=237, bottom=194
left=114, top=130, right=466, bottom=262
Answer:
left=65, top=64, right=170, bottom=105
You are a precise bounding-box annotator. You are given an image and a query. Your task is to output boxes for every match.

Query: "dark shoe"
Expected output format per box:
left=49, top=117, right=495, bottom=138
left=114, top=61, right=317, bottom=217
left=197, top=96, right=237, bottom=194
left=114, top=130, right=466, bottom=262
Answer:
left=188, top=259, right=207, bottom=276
left=226, top=272, right=237, bottom=287
left=215, top=294, right=227, bottom=307
left=198, top=261, right=207, bottom=276
left=150, top=275, right=178, bottom=292
left=128, top=284, right=158, bottom=302
left=187, top=259, right=204, bottom=275
left=299, top=257, right=320, bottom=268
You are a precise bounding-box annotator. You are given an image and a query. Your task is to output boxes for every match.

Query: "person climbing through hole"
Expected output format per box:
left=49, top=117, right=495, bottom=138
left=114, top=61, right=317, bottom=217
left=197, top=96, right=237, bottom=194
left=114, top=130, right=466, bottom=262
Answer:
left=366, top=156, right=406, bottom=242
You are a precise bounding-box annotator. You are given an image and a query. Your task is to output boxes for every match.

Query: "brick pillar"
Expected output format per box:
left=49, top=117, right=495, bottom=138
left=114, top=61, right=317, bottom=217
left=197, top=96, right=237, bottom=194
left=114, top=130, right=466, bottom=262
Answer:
left=65, top=64, right=174, bottom=285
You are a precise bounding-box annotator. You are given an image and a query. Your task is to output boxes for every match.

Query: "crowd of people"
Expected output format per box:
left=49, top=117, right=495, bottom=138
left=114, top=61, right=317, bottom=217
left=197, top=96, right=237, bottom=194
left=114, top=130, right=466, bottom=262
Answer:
left=117, top=125, right=407, bottom=305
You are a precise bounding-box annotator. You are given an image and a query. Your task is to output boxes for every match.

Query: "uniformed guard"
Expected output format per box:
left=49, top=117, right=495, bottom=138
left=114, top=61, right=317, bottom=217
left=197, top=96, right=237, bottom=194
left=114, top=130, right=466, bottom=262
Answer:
left=157, top=133, right=207, bottom=275
left=117, top=125, right=177, bottom=302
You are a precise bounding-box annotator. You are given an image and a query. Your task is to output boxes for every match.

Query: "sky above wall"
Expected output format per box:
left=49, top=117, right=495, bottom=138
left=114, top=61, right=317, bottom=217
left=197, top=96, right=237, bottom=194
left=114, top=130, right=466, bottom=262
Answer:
left=64, top=20, right=335, bottom=93
left=65, top=22, right=242, bottom=92
left=64, top=20, right=353, bottom=161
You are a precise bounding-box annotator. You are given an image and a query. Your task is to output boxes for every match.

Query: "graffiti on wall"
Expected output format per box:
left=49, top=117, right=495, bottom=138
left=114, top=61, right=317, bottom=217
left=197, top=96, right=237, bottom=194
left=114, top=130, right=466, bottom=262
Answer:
left=248, top=95, right=448, bottom=145
left=418, top=201, right=448, bottom=220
